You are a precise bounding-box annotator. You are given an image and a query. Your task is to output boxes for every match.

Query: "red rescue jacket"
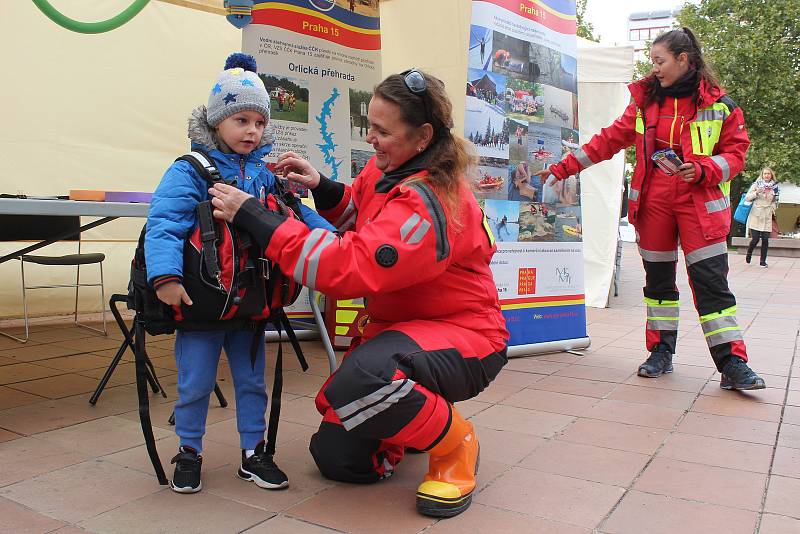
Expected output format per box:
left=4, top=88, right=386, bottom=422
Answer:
left=259, top=157, right=509, bottom=348
left=550, top=76, right=749, bottom=240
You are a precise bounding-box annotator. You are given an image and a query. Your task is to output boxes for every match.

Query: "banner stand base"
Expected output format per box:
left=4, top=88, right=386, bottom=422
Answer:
left=507, top=337, right=591, bottom=359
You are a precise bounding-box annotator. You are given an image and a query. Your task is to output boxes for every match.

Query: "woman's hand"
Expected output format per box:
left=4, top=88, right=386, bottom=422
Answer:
left=208, top=183, right=253, bottom=222
left=155, top=281, right=192, bottom=307
left=534, top=168, right=562, bottom=188
left=533, top=168, right=552, bottom=181
left=275, top=152, right=321, bottom=189
left=676, top=162, right=699, bottom=183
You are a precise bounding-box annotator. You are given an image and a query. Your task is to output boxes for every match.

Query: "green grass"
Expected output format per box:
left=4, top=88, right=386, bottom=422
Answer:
left=510, top=141, right=527, bottom=162
left=507, top=110, right=544, bottom=123
left=270, top=99, right=309, bottom=124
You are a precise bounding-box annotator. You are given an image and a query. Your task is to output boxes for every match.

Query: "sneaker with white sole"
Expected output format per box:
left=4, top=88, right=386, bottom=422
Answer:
left=170, top=446, right=202, bottom=493
left=237, top=441, right=289, bottom=490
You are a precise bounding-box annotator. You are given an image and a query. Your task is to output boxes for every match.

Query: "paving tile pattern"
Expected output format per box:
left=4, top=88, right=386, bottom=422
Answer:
left=0, top=244, right=797, bottom=533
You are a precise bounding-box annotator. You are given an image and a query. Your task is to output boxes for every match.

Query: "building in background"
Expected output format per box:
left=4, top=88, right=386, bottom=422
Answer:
left=627, top=7, right=679, bottom=59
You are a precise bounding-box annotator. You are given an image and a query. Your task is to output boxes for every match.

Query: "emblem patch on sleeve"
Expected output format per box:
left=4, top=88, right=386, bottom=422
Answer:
left=375, top=244, right=398, bottom=267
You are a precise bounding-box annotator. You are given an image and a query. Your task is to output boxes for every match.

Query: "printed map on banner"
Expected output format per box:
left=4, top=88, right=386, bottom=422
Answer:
left=243, top=0, right=381, bottom=324
left=468, top=0, right=587, bottom=349
left=244, top=0, right=380, bottom=190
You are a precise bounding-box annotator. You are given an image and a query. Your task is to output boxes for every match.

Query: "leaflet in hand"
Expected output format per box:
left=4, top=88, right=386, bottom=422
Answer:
left=651, top=148, right=683, bottom=176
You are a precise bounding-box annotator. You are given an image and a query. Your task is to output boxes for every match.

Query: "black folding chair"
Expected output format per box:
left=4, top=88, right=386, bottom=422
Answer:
left=0, top=214, right=108, bottom=343
left=89, top=295, right=228, bottom=413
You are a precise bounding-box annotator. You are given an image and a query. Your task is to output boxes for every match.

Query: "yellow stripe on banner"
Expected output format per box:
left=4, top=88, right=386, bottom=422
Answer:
left=253, top=4, right=381, bottom=35
left=527, top=0, right=577, bottom=20
left=501, top=299, right=585, bottom=311
left=336, top=309, right=359, bottom=323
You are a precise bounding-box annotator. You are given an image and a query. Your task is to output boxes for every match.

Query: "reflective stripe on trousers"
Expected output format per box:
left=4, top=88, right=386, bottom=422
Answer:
left=645, top=297, right=679, bottom=331
left=699, top=305, right=743, bottom=347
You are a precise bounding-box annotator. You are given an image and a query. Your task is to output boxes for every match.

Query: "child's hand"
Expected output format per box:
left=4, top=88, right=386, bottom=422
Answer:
left=156, top=282, right=192, bottom=307
left=275, top=152, right=321, bottom=189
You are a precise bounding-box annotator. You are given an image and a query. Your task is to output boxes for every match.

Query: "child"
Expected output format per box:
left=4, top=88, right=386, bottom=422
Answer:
left=145, top=53, right=334, bottom=494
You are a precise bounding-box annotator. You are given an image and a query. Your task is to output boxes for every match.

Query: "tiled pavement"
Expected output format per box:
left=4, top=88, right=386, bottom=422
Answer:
left=0, top=242, right=798, bottom=533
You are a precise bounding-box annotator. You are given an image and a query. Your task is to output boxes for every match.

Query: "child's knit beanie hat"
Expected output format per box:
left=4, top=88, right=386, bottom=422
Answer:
left=206, top=53, right=270, bottom=127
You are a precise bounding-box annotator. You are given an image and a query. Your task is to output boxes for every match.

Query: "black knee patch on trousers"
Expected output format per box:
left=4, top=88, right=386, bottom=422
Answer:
left=686, top=253, right=736, bottom=315
left=642, top=260, right=679, bottom=301
left=309, top=421, right=382, bottom=484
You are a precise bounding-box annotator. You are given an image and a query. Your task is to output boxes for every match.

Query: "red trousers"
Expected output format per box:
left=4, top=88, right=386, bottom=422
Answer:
left=636, top=170, right=747, bottom=370
left=309, top=321, right=506, bottom=484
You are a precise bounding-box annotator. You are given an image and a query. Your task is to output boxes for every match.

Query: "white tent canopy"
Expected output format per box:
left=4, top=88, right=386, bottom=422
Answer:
left=576, top=38, right=635, bottom=308
left=778, top=183, right=800, bottom=204
left=0, top=3, right=632, bottom=316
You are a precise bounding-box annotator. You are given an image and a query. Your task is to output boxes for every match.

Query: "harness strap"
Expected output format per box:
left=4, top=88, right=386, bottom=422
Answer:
left=179, top=150, right=225, bottom=287
left=279, top=308, right=309, bottom=371
left=249, top=319, right=267, bottom=370
left=176, top=150, right=223, bottom=186
left=196, top=201, right=221, bottom=284
left=273, top=177, right=305, bottom=221
left=263, top=310, right=308, bottom=456
left=133, top=316, right=168, bottom=485
left=265, top=318, right=283, bottom=457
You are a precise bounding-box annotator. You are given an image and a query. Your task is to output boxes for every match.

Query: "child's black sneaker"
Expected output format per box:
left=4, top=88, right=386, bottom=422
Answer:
left=237, top=441, right=289, bottom=490
left=170, top=446, right=202, bottom=493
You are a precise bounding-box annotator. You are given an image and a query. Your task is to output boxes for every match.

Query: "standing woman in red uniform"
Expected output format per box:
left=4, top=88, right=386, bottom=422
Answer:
left=537, top=28, right=765, bottom=390
left=208, top=69, right=509, bottom=517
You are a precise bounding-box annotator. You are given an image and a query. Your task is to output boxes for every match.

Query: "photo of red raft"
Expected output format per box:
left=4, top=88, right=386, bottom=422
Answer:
left=476, top=172, right=505, bottom=189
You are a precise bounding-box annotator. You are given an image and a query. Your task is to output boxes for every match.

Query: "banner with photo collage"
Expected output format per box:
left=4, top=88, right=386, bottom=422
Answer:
left=243, top=0, right=381, bottom=329
left=467, top=0, right=589, bottom=355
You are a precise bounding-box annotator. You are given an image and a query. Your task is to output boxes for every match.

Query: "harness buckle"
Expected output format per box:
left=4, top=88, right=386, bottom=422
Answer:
left=259, top=258, right=271, bottom=280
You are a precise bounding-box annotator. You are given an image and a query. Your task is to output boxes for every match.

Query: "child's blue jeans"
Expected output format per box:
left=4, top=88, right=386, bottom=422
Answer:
left=173, top=329, right=267, bottom=452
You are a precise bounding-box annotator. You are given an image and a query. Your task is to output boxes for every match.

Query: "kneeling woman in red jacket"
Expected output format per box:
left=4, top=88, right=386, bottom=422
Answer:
left=538, top=28, right=764, bottom=390
left=209, top=69, right=508, bottom=518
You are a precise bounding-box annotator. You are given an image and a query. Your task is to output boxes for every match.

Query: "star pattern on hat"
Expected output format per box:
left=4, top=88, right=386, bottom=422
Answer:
left=241, top=79, right=255, bottom=87
left=212, top=83, right=222, bottom=95
left=223, top=93, right=237, bottom=104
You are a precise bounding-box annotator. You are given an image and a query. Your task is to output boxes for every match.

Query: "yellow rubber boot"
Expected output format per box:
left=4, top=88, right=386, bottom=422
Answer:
left=416, top=407, right=479, bottom=518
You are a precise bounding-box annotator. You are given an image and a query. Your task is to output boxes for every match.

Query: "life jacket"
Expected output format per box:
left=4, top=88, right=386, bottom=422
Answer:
left=129, top=150, right=304, bottom=336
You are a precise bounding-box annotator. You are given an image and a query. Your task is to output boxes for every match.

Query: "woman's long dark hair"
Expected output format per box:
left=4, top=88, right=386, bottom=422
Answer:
left=645, top=27, right=720, bottom=107
left=374, top=71, right=476, bottom=228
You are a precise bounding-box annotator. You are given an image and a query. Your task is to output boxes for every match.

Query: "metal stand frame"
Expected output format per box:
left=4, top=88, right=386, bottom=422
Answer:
left=89, top=295, right=228, bottom=413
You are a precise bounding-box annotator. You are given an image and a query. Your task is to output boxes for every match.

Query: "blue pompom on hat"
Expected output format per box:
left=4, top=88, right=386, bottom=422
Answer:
left=206, top=53, right=270, bottom=127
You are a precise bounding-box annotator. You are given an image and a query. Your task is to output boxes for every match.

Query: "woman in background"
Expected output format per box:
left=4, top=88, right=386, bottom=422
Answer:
left=745, top=167, right=779, bottom=267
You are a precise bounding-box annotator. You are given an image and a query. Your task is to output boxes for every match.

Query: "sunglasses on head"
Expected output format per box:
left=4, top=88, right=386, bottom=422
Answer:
left=401, top=68, right=433, bottom=127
